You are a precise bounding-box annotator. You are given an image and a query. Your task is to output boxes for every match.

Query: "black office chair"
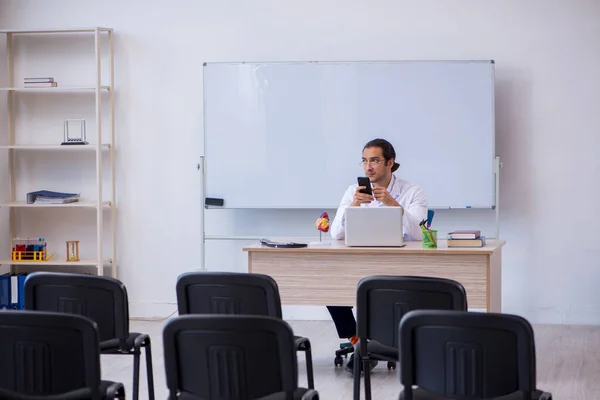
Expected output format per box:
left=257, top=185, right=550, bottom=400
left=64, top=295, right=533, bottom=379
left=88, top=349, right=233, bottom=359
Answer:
left=0, top=310, right=125, bottom=399
left=353, top=275, right=468, bottom=400
left=163, top=314, right=319, bottom=400
left=176, top=271, right=315, bottom=389
left=23, top=272, right=155, bottom=400
left=398, top=310, right=553, bottom=400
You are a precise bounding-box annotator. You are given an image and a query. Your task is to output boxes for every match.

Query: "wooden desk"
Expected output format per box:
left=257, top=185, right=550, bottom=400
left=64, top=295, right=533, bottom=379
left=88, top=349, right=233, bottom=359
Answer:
left=243, top=239, right=505, bottom=312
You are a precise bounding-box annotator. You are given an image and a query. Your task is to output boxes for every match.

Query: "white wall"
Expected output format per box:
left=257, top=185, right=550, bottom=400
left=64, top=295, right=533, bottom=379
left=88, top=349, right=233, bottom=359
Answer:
left=1, top=0, right=599, bottom=324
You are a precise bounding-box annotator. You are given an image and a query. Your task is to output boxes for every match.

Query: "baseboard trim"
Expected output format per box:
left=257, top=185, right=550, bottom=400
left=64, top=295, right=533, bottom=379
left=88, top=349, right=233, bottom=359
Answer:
left=127, top=303, right=488, bottom=321
left=129, top=302, right=178, bottom=320
left=128, top=304, right=335, bottom=320
left=282, top=306, right=352, bottom=321
left=501, top=305, right=600, bottom=325
left=281, top=306, right=487, bottom=320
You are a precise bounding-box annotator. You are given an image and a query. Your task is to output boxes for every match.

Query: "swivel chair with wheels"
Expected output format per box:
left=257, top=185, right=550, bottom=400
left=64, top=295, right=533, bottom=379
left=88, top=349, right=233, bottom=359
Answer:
left=330, top=209, right=436, bottom=369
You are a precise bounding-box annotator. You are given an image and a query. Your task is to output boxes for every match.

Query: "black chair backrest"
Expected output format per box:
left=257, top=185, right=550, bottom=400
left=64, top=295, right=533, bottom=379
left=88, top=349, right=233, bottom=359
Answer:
left=399, top=310, right=538, bottom=400
left=163, top=314, right=298, bottom=400
left=176, top=271, right=282, bottom=318
left=23, top=272, right=129, bottom=349
left=0, top=310, right=102, bottom=399
left=356, top=276, right=467, bottom=348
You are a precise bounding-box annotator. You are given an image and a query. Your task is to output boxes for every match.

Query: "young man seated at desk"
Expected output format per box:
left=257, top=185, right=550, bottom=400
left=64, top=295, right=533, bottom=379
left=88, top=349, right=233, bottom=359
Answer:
left=328, top=138, right=428, bottom=372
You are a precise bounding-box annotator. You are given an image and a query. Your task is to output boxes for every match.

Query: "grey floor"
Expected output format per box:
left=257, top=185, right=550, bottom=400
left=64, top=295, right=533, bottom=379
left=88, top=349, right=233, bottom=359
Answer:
left=101, top=319, right=600, bottom=399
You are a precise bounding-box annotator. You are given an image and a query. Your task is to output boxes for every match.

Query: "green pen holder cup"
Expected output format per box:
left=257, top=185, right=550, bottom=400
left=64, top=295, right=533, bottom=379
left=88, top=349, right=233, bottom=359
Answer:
left=422, top=229, right=438, bottom=249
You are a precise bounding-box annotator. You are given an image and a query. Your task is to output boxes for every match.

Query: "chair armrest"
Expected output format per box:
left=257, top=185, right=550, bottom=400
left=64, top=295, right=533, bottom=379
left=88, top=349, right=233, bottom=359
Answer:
left=134, top=332, right=151, bottom=349
left=538, top=392, right=553, bottom=400
left=294, top=335, right=311, bottom=351
left=257, top=390, right=319, bottom=400
left=106, top=381, right=126, bottom=400
left=301, top=389, right=320, bottom=400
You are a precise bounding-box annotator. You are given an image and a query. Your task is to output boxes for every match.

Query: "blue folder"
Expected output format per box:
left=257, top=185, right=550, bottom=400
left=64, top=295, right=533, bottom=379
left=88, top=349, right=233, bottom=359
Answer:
left=0, top=273, right=10, bottom=309
left=10, top=273, right=27, bottom=309
left=0, top=273, right=28, bottom=310
left=26, top=190, right=79, bottom=204
left=17, top=273, right=26, bottom=309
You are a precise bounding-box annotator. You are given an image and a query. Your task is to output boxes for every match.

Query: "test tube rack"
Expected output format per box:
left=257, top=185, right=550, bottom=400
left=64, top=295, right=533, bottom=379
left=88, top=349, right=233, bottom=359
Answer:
left=11, top=237, right=54, bottom=262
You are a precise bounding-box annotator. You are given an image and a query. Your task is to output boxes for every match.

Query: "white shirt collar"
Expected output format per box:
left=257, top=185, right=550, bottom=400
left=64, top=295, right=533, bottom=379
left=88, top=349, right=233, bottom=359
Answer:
left=386, top=174, right=397, bottom=193
left=368, top=174, right=400, bottom=206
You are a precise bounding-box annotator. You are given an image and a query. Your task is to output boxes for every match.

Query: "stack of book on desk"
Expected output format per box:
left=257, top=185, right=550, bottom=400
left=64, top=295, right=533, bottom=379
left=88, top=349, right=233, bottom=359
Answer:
left=447, top=230, right=485, bottom=247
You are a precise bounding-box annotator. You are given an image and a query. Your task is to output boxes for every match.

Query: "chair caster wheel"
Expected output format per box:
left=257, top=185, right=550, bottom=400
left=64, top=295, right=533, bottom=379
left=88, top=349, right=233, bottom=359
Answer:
left=334, top=356, right=344, bottom=367
left=387, top=361, right=396, bottom=370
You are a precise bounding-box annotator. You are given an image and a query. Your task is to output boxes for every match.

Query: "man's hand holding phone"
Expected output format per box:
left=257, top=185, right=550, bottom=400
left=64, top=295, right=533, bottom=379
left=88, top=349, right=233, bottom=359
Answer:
left=352, top=177, right=374, bottom=206
left=372, top=184, right=402, bottom=212
left=352, top=186, right=374, bottom=206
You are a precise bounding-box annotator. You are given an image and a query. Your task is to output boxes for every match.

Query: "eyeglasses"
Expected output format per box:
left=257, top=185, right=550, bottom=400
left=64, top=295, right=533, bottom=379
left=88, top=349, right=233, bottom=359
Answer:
left=360, top=158, right=383, bottom=166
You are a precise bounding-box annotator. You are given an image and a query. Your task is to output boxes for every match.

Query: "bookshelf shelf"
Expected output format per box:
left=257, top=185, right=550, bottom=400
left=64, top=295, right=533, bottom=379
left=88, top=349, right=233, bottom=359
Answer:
left=0, top=201, right=112, bottom=208
left=0, top=27, right=116, bottom=277
left=0, top=258, right=111, bottom=267
left=0, top=28, right=113, bottom=35
left=0, top=144, right=110, bottom=150
left=0, top=86, right=110, bottom=92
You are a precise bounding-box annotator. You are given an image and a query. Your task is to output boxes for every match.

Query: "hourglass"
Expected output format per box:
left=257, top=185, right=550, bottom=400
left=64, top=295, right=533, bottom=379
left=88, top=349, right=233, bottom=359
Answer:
left=66, top=240, right=80, bottom=262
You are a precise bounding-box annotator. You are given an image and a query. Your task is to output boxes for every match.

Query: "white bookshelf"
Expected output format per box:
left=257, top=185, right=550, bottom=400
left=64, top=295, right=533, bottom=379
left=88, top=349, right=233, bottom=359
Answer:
left=0, top=27, right=116, bottom=277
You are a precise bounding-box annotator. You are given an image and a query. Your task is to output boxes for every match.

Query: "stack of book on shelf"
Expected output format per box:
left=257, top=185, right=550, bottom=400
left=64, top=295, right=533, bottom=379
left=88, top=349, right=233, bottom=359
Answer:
left=26, top=190, right=80, bottom=204
left=24, top=77, right=57, bottom=88
left=447, top=230, right=485, bottom=247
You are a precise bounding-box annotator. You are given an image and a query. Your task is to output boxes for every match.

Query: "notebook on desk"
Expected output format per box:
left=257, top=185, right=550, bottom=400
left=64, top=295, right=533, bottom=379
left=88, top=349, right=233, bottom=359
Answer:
left=344, top=206, right=405, bottom=247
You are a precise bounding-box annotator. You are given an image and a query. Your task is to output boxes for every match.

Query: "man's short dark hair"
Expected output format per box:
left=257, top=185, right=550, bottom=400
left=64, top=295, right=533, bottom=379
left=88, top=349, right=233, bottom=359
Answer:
left=363, top=138, right=400, bottom=172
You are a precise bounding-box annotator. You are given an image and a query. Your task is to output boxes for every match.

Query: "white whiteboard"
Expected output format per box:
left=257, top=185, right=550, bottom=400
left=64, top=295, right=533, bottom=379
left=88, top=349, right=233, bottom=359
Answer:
left=203, top=61, right=495, bottom=209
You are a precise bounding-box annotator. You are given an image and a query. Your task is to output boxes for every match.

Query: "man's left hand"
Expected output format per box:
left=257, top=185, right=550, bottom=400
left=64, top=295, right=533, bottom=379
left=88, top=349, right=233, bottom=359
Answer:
left=372, top=185, right=400, bottom=208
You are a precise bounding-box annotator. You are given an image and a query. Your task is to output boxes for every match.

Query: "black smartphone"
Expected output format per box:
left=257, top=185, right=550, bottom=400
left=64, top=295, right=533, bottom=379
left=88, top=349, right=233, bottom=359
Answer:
left=357, top=177, right=373, bottom=195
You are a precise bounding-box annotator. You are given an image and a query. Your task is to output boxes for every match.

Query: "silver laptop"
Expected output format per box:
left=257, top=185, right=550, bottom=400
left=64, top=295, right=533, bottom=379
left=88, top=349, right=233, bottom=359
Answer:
left=344, top=206, right=405, bottom=247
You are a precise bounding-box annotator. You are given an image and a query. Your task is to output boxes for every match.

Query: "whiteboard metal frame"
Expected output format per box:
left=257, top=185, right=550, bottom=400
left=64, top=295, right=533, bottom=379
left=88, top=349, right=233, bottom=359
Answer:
left=494, top=155, right=501, bottom=240
left=202, top=59, right=496, bottom=210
